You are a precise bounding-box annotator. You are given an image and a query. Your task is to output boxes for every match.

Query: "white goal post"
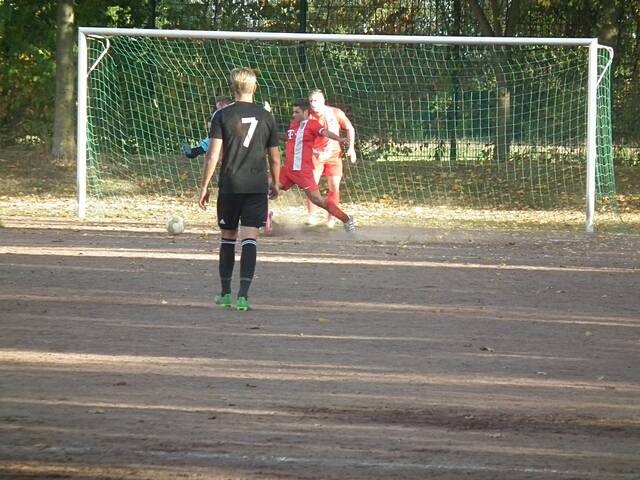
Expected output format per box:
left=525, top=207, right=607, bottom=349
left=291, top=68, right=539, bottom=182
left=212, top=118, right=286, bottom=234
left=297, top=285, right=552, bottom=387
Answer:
left=77, top=28, right=612, bottom=232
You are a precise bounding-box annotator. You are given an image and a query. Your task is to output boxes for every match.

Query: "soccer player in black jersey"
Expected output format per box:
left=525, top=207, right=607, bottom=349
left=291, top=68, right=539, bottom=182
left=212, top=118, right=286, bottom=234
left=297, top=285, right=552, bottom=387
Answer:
left=199, top=67, right=281, bottom=311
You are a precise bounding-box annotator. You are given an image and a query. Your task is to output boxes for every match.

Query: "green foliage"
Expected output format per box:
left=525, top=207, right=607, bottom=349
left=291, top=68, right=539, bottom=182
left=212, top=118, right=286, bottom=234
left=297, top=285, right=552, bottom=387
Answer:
left=0, top=0, right=638, bottom=154
left=0, top=0, right=178, bottom=146
left=614, top=146, right=640, bottom=167
left=0, top=1, right=57, bottom=145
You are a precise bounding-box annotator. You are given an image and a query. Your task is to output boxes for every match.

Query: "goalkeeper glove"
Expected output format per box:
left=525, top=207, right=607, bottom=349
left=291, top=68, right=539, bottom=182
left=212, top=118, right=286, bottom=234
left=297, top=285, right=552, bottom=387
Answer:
left=185, top=146, right=205, bottom=159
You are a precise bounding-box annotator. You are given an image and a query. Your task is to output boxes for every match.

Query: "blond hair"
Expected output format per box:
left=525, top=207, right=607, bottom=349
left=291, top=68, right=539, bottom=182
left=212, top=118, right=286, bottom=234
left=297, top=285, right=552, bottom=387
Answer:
left=308, top=88, right=325, bottom=99
left=230, top=67, right=257, bottom=96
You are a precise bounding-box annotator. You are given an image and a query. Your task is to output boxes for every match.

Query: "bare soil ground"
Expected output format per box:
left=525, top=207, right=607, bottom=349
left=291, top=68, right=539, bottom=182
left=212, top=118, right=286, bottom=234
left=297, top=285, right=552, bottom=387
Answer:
left=1, top=217, right=639, bottom=479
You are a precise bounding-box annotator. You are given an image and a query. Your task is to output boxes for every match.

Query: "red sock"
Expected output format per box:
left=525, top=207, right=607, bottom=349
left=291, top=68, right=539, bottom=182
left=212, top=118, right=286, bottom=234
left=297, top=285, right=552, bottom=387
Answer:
left=324, top=198, right=349, bottom=223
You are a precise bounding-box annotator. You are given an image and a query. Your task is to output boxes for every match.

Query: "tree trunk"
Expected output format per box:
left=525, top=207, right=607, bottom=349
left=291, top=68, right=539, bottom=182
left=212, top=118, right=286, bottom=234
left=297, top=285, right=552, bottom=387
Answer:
left=51, top=0, right=75, bottom=162
left=493, top=0, right=523, bottom=164
left=449, top=0, right=462, bottom=163
left=467, top=0, right=522, bottom=164
left=467, top=0, right=496, bottom=36
left=298, top=0, right=308, bottom=72
left=495, top=83, right=511, bottom=163
left=147, top=0, right=157, bottom=29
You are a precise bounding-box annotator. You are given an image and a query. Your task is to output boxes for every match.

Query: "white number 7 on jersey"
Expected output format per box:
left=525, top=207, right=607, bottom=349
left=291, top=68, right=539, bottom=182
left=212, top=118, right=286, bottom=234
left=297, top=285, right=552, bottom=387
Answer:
left=241, top=117, right=258, bottom=147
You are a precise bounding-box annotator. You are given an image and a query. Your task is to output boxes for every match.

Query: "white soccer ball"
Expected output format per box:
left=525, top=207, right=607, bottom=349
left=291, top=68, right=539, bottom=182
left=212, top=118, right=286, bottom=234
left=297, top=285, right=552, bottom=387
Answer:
left=166, top=216, right=185, bottom=235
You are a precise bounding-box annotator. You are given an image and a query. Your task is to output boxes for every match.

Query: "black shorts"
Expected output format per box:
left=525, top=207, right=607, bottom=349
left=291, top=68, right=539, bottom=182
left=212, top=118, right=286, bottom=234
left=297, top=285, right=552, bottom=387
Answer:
left=216, top=193, right=268, bottom=230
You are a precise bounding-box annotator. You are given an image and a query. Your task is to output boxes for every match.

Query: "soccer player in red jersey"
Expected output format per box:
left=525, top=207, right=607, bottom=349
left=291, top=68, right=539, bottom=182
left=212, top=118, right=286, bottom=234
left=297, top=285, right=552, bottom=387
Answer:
left=306, top=89, right=357, bottom=227
left=279, top=99, right=355, bottom=233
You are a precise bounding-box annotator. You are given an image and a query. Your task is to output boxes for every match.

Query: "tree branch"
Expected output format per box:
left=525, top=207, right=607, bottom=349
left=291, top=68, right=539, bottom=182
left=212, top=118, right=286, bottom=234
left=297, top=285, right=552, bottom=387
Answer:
left=467, top=0, right=496, bottom=36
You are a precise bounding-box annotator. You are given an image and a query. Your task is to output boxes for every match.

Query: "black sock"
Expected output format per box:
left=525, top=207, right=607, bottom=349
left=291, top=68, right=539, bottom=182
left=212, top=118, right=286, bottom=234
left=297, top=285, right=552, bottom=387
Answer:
left=238, top=238, right=257, bottom=299
left=219, top=239, right=236, bottom=295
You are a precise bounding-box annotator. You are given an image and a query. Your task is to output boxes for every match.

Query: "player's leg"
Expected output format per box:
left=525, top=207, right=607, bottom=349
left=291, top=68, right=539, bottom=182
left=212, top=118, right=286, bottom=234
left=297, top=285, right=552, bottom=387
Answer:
left=264, top=208, right=274, bottom=235
left=236, top=228, right=258, bottom=311
left=215, top=193, right=240, bottom=308
left=324, top=162, right=343, bottom=228
left=278, top=169, right=293, bottom=193
left=306, top=161, right=324, bottom=225
left=264, top=176, right=280, bottom=235
left=235, top=193, right=268, bottom=311
left=267, top=171, right=293, bottom=234
left=296, top=169, right=352, bottom=229
left=304, top=189, right=353, bottom=229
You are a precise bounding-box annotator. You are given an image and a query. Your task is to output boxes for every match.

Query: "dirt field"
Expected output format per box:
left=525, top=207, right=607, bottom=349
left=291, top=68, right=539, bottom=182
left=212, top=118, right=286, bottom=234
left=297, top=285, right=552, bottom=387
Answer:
left=1, top=217, right=639, bottom=479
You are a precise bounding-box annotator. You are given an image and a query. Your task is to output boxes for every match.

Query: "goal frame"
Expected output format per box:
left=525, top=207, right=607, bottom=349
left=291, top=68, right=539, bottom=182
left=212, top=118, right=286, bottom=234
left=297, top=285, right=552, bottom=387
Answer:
left=77, top=27, right=610, bottom=232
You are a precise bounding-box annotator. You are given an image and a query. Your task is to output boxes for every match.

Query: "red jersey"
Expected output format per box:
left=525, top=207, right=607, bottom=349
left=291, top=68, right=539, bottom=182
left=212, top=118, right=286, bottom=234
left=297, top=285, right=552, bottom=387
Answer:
left=285, top=118, right=325, bottom=172
left=309, top=106, right=351, bottom=160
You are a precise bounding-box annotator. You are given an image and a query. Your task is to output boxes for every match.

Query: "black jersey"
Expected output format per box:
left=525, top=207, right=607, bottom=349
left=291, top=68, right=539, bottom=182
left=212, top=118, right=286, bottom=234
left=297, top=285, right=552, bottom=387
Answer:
left=209, top=101, right=279, bottom=194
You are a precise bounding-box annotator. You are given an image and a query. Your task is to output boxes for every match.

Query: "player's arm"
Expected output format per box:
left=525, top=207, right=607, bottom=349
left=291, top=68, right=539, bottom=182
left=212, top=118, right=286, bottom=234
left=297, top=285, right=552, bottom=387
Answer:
left=338, top=111, right=357, bottom=163
left=186, top=146, right=205, bottom=159
left=267, top=146, right=280, bottom=200
left=198, top=137, right=222, bottom=210
left=319, top=128, right=347, bottom=147
left=186, top=137, right=209, bottom=159
left=266, top=115, right=281, bottom=199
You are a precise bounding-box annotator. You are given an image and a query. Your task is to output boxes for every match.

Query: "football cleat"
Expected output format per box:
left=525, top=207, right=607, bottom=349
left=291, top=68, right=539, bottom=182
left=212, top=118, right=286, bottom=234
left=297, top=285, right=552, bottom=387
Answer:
left=235, top=297, right=251, bottom=311
left=344, top=215, right=355, bottom=233
left=214, top=293, right=232, bottom=308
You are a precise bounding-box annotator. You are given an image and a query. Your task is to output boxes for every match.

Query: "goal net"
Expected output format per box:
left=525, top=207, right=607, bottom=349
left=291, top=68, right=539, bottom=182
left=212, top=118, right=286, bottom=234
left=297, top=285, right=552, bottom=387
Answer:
left=78, top=29, right=616, bottom=229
